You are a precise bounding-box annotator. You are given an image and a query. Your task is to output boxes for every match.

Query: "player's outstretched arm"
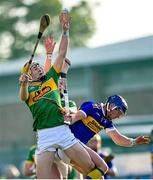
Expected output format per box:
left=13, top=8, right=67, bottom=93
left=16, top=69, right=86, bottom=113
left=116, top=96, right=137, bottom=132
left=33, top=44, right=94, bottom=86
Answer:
left=44, top=36, right=56, bottom=73
left=54, top=9, right=71, bottom=71
left=107, top=128, right=150, bottom=147
left=61, top=58, right=71, bottom=73
left=64, top=110, right=85, bottom=124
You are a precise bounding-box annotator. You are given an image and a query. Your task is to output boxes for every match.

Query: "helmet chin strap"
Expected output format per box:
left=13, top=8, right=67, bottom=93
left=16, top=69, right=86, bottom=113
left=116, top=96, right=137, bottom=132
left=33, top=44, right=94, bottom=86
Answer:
left=105, top=103, right=110, bottom=119
left=106, top=103, right=118, bottom=119
left=106, top=102, right=110, bottom=112
left=107, top=103, right=118, bottom=112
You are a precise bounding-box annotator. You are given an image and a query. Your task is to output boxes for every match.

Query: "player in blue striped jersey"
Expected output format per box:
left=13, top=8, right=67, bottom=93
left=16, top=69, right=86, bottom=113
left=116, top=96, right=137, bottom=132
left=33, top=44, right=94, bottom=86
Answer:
left=67, top=95, right=149, bottom=146
left=61, top=95, right=150, bottom=179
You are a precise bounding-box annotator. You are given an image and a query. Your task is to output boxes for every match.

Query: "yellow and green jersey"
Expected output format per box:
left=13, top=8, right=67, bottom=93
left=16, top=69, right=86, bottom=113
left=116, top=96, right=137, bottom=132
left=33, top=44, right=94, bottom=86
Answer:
left=26, top=66, right=64, bottom=131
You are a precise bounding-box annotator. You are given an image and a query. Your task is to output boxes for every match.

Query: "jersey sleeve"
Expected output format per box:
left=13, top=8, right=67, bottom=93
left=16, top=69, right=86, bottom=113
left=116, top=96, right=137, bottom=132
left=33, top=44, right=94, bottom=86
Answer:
left=46, top=65, right=60, bottom=85
left=104, top=121, right=115, bottom=131
left=79, top=101, right=94, bottom=117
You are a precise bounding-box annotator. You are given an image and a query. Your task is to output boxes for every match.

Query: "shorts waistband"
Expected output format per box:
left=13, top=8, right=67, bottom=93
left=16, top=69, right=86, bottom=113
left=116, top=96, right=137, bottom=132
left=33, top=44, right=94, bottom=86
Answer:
left=37, top=124, right=68, bottom=133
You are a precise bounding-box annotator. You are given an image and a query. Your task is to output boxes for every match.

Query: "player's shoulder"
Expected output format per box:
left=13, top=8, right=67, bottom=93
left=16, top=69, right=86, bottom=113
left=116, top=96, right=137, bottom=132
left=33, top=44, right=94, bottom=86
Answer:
left=46, top=65, right=60, bottom=78
left=81, top=100, right=96, bottom=106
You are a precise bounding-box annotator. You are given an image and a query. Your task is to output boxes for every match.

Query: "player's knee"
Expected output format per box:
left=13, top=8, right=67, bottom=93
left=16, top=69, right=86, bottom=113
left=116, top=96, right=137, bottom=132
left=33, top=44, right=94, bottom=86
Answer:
left=100, top=164, right=108, bottom=175
left=85, top=160, right=95, bottom=173
left=97, top=158, right=109, bottom=174
left=105, top=165, right=109, bottom=174
left=89, top=160, right=95, bottom=170
left=98, top=163, right=109, bottom=174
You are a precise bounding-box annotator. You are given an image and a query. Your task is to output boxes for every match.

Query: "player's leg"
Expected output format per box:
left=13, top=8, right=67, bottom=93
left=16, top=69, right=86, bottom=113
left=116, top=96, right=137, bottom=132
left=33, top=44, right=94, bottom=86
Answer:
left=84, top=145, right=108, bottom=177
left=57, top=126, right=94, bottom=175
left=56, top=160, right=69, bottom=179
left=58, top=144, right=108, bottom=179
left=54, top=152, right=69, bottom=179
left=64, top=143, right=95, bottom=177
left=57, top=125, right=106, bottom=179
left=35, top=126, right=65, bottom=178
left=50, top=162, right=62, bottom=179
left=72, top=144, right=108, bottom=179
left=35, top=151, right=55, bottom=179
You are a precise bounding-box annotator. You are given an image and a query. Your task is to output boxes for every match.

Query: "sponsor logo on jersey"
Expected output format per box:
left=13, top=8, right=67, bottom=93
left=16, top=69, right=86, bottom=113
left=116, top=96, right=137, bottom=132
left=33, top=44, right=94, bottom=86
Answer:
left=82, top=116, right=104, bottom=133
left=33, top=86, right=51, bottom=102
left=93, top=103, right=101, bottom=109
left=28, top=78, right=57, bottom=106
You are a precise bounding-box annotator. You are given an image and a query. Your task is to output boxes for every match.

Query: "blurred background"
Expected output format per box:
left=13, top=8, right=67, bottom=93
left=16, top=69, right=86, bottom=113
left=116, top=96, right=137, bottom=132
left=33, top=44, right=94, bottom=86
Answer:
left=0, top=0, right=153, bottom=179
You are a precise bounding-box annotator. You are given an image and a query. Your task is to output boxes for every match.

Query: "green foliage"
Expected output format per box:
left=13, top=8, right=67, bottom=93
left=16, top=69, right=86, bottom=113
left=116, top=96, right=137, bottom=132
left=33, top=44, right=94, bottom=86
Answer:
left=70, top=1, right=96, bottom=47
left=0, top=0, right=96, bottom=61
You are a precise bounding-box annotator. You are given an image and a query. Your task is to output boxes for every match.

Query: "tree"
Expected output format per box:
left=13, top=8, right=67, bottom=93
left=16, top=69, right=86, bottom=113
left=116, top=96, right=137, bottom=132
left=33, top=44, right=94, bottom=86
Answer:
left=0, top=0, right=96, bottom=61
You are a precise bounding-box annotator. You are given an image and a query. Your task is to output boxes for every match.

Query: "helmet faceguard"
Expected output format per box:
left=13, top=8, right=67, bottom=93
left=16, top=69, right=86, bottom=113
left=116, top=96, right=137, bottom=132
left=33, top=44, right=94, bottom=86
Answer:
left=106, top=95, right=128, bottom=116
left=21, top=62, right=43, bottom=82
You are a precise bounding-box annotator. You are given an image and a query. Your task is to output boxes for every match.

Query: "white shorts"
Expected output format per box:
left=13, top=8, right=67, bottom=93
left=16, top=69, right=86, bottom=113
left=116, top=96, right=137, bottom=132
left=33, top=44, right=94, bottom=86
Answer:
left=56, top=141, right=86, bottom=165
left=35, top=125, right=78, bottom=154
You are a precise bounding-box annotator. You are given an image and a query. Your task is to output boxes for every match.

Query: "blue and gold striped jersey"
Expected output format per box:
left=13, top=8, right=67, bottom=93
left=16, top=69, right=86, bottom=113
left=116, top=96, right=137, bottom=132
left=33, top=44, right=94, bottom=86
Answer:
left=70, top=101, right=115, bottom=144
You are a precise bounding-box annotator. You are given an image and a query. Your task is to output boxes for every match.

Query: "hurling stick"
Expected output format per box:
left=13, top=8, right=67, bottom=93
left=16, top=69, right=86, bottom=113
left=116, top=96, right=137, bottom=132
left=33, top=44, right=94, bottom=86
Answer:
left=25, top=14, right=50, bottom=74
left=61, top=72, right=69, bottom=114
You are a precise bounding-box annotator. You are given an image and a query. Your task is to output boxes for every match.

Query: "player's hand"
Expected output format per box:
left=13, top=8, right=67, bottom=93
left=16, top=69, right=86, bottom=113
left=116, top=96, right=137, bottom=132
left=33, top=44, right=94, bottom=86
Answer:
left=64, top=113, right=76, bottom=125
left=44, top=36, right=56, bottom=54
left=64, top=113, right=76, bottom=124
left=135, top=135, right=150, bottom=145
left=64, top=113, right=72, bottom=122
left=59, top=9, right=71, bottom=31
left=19, top=74, right=29, bottom=85
left=64, top=113, right=71, bottom=121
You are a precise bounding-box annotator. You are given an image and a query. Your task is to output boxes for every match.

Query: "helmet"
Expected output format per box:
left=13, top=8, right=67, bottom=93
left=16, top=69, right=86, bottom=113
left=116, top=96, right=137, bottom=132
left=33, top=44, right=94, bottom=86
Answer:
left=21, top=62, right=39, bottom=76
left=21, top=62, right=32, bottom=76
left=106, top=95, right=128, bottom=115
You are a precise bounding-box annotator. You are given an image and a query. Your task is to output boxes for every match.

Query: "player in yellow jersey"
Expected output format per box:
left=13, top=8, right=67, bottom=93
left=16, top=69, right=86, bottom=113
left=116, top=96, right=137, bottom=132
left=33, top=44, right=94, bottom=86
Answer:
left=19, top=10, right=106, bottom=179
left=44, top=36, right=109, bottom=179
left=44, top=36, right=76, bottom=179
